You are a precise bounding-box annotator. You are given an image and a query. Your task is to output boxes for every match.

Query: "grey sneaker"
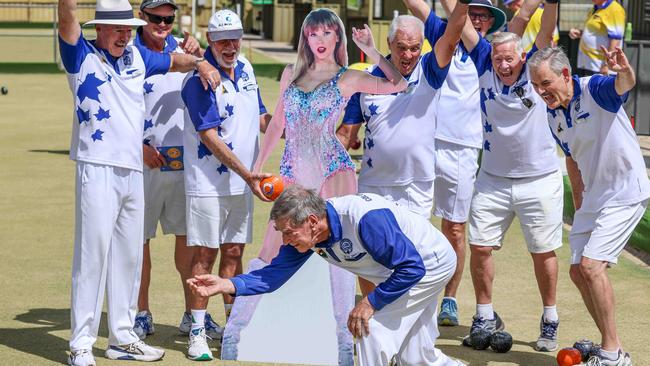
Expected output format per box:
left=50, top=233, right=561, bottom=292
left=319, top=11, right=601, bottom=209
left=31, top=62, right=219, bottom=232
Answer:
left=179, top=312, right=224, bottom=340
left=68, top=349, right=95, bottom=366
left=133, top=310, right=154, bottom=340
left=462, top=312, right=505, bottom=348
left=535, top=316, right=559, bottom=352
left=105, top=340, right=165, bottom=361
left=587, top=350, right=632, bottom=366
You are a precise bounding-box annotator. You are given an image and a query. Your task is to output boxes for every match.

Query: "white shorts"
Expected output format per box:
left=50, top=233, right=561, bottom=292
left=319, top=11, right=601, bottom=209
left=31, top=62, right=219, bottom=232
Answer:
left=433, top=140, right=479, bottom=223
left=468, top=169, right=564, bottom=253
left=358, top=181, right=434, bottom=219
left=569, top=199, right=648, bottom=265
left=143, top=168, right=186, bottom=240
left=186, top=193, right=253, bottom=248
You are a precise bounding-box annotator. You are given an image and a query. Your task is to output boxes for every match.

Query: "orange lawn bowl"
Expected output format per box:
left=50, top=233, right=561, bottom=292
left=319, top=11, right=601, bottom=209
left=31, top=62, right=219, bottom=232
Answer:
left=260, top=176, right=284, bottom=201
left=557, top=348, right=582, bottom=366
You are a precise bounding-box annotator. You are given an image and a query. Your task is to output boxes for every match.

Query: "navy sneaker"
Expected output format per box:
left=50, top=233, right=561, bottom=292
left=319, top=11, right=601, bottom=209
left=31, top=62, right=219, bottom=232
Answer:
left=462, top=312, right=505, bottom=347
left=438, top=297, right=459, bottom=326
left=535, top=316, right=559, bottom=352
left=133, top=310, right=154, bottom=340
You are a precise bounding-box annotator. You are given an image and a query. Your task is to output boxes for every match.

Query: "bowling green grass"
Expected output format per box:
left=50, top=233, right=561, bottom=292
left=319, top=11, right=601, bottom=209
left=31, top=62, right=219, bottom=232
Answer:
left=0, top=72, right=649, bottom=366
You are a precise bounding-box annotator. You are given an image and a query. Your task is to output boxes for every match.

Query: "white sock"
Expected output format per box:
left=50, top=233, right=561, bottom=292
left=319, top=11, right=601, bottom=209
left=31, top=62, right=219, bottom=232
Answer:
left=543, top=305, right=559, bottom=322
left=476, top=303, right=494, bottom=320
left=190, top=309, right=206, bottom=331
left=600, top=348, right=620, bottom=361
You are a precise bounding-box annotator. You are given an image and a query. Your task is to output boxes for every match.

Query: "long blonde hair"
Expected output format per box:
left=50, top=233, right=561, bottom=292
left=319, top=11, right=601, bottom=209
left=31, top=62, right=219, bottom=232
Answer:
left=292, top=8, right=348, bottom=83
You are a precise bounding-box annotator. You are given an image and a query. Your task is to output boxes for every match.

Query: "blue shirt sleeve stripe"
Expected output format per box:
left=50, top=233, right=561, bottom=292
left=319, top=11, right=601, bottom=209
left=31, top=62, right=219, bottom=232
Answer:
left=421, top=51, right=451, bottom=90
left=424, top=10, right=447, bottom=45
left=588, top=74, right=627, bottom=113
left=134, top=43, right=171, bottom=78
left=468, top=37, right=492, bottom=77
left=257, top=88, right=267, bottom=115
left=181, top=75, right=222, bottom=131
left=342, top=92, right=364, bottom=124
left=358, top=209, right=426, bottom=311
left=231, top=245, right=313, bottom=296
left=59, top=35, right=93, bottom=74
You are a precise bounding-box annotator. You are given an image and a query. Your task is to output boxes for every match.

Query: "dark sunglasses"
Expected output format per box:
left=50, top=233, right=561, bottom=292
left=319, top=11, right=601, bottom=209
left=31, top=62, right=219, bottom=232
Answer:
left=143, top=11, right=175, bottom=25
left=513, top=86, right=534, bottom=109
left=468, top=12, right=493, bottom=22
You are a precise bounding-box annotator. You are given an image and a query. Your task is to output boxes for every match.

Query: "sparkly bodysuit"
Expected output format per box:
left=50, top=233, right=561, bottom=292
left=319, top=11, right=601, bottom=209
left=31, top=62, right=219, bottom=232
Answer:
left=279, top=67, right=356, bottom=190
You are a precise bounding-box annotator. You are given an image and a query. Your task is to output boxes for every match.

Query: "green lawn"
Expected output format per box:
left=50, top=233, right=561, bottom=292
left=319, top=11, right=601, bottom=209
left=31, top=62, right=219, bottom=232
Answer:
left=0, top=72, right=649, bottom=365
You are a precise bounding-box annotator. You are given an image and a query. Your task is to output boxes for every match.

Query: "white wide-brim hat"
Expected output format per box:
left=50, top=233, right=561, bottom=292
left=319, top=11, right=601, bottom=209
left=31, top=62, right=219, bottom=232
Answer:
left=83, top=0, right=147, bottom=27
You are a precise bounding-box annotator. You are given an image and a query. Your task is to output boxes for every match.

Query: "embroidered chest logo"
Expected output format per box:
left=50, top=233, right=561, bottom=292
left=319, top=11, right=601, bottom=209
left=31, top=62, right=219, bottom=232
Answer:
left=340, top=239, right=353, bottom=254
left=339, top=238, right=367, bottom=262
left=241, top=71, right=249, bottom=82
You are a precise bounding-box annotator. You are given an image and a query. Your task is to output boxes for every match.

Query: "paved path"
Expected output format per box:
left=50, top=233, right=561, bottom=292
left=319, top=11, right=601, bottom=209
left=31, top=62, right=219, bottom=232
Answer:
left=243, top=33, right=296, bottom=64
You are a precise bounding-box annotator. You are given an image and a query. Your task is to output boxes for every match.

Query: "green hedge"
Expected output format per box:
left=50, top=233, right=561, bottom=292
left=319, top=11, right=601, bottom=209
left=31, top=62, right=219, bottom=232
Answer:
left=563, top=175, right=650, bottom=253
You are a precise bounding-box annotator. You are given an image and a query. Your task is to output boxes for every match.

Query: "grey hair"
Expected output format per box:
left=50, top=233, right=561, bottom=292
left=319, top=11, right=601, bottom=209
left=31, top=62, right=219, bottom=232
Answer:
left=491, top=32, right=524, bottom=55
left=528, top=46, right=572, bottom=76
left=270, top=185, right=327, bottom=225
left=388, top=15, right=424, bottom=43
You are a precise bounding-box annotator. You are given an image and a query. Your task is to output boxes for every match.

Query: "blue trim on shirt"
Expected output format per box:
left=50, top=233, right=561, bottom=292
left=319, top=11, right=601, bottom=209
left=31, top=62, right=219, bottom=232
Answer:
left=315, top=202, right=343, bottom=248
left=421, top=50, right=451, bottom=89
left=548, top=126, right=571, bottom=157
left=59, top=35, right=94, bottom=74
left=257, top=88, right=267, bottom=115
left=181, top=71, right=222, bottom=132
left=231, top=244, right=313, bottom=296
left=587, top=74, right=628, bottom=113
left=595, top=0, right=613, bottom=10
left=469, top=36, right=493, bottom=77
left=357, top=209, right=426, bottom=311
left=424, top=10, right=447, bottom=46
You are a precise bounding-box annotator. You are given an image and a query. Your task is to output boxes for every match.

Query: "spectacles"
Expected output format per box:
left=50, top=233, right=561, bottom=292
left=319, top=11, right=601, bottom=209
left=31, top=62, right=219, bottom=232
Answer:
left=469, top=12, right=493, bottom=22
left=143, top=11, right=175, bottom=25
left=513, top=86, right=534, bottom=109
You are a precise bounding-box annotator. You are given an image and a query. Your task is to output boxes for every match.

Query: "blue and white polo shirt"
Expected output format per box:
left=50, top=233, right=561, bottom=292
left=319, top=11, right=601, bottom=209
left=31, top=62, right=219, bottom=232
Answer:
left=59, top=34, right=171, bottom=171
left=231, top=193, right=454, bottom=311
left=134, top=30, right=186, bottom=150
left=181, top=50, right=267, bottom=197
left=342, top=12, right=451, bottom=187
left=547, top=75, right=650, bottom=212
left=469, top=37, right=559, bottom=178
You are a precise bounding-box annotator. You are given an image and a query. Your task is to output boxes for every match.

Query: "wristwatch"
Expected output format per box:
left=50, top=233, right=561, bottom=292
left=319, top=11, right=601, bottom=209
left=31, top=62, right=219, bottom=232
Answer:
left=194, top=57, right=206, bottom=70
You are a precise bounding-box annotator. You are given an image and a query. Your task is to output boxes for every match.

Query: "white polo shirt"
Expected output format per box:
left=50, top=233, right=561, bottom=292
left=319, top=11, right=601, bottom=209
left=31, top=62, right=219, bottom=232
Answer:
left=134, top=31, right=186, bottom=149
left=547, top=75, right=650, bottom=212
left=59, top=34, right=171, bottom=171
left=341, top=11, right=451, bottom=186
left=469, top=37, right=559, bottom=178
left=181, top=51, right=266, bottom=197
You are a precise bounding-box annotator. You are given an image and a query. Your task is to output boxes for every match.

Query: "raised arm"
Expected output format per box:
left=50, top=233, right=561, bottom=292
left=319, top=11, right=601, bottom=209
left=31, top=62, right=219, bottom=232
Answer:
left=433, top=0, right=469, bottom=68
left=339, top=25, right=407, bottom=97
left=402, top=0, right=431, bottom=21
left=601, top=46, right=635, bottom=95
left=437, top=0, right=480, bottom=53
left=534, top=0, right=559, bottom=49
left=169, top=54, right=220, bottom=90
left=253, top=65, right=292, bottom=174
left=58, top=0, right=81, bottom=45
left=507, top=0, right=545, bottom=38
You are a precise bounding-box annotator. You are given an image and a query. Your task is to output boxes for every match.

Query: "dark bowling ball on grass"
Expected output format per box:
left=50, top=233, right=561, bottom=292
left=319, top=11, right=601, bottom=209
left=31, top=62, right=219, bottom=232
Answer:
left=470, top=329, right=492, bottom=350
left=1, top=86, right=7, bottom=95
left=490, top=331, right=513, bottom=353
left=573, top=339, right=593, bottom=362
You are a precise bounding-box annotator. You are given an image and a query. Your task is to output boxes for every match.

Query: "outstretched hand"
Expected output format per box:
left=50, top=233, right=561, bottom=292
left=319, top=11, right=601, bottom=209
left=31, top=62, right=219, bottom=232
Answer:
left=247, top=172, right=274, bottom=202
left=600, top=46, right=631, bottom=74
left=351, top=24, right=376, bottom=57
left=186, top=274, right=234, bottom=297
left=180, top=31, right=202, bottom=57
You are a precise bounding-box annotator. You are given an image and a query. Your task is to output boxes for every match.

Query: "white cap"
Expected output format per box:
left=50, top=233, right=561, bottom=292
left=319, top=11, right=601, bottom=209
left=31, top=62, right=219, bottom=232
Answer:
left=83, top=0, right=146, bottom=27
left=207, top=10, right=243, bottom=42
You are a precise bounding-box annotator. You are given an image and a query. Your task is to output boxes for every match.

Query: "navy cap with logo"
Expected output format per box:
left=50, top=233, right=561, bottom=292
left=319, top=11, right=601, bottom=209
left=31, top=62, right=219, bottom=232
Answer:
left=140, top=0, right=178, bottom=11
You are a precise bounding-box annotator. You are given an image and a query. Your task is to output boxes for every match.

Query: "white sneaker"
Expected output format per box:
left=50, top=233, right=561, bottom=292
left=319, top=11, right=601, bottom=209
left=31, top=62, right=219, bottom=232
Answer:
left=187, top=327, right=213, bottom=361
left=68, top=349, right=95, bottom=366
left=179, top=312, right=224, bottom=340
left=105, top=340, right=165, bottom=361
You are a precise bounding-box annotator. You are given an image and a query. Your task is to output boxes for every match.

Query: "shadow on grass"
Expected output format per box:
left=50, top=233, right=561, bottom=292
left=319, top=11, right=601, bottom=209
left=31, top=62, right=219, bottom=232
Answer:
left=29, top=149, right=70, bottom=155
left=437, top=326, right=557, bottom=366
left=0, top=308, right=223, bottom=363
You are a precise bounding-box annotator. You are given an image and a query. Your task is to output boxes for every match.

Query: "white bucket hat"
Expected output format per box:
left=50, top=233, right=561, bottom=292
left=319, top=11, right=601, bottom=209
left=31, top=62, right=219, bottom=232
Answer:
left=207, top=10, right=243, bottom=42
left=83, top=0, right=147, bottom=27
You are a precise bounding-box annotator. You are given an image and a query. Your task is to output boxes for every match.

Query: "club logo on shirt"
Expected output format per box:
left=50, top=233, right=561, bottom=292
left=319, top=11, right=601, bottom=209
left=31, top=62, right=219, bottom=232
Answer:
left=574, top=98, right=581, bottom=113
left=241, top=71, right=250, bottom=82
left=340, top=239, right=353, bottom=255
